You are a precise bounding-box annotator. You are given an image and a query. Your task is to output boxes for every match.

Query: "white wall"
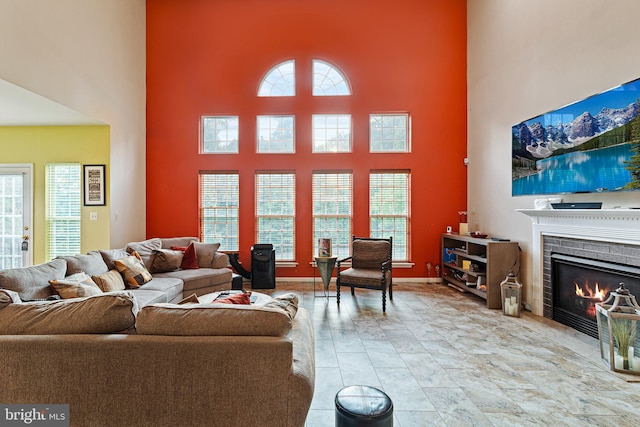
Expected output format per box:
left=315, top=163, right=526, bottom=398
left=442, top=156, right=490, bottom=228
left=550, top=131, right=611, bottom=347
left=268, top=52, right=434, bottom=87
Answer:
left=0, top=0, right=146, bottom=248
left=467, top=0, right=640, bottom=314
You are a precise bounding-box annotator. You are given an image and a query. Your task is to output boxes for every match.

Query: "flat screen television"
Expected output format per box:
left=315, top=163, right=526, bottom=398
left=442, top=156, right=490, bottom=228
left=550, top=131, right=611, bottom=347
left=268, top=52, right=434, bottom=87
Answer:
left=512, top=77, right=640, bottom=196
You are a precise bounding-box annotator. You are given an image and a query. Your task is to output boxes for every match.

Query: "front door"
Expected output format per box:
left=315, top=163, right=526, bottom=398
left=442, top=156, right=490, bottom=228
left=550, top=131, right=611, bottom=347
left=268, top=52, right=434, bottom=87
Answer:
left=0, top=164, right=33, bottom=268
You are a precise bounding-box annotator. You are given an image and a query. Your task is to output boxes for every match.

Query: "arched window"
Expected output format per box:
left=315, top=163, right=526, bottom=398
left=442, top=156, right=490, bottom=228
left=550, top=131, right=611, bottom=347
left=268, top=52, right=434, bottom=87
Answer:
left=312, top=60, right=351, bottom=96
left=258, top=60, right=295, bottom=97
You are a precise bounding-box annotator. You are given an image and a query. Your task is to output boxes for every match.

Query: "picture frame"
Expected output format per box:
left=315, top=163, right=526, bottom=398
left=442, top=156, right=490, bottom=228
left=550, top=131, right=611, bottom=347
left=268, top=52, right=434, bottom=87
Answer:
left=318, top=238, right=332, bottom=257
left=83, top=164, right=106, bottom=206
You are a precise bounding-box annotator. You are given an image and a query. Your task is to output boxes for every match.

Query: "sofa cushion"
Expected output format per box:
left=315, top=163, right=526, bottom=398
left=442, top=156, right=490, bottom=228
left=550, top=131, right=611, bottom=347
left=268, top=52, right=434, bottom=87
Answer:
left=114, top=252, right=153, bottom=288
left=150, top=249, right=184, bottom=273
left=127, top=289, right=171, bottom=307
left=92, top=269, right=126, bottom=292
left=58, top=251, right=109, bottom=277
left=212, top=251, right=230, bottom=269
left=136, top=303, right=293, bottom=336
left=0, top=292, right=138, bottom=335
left=49, top=272, right=103, bottom=299
left=99, top=248, right=129, bottom=270
left=153, top=267, right=232, bottom=293
left=126, top=238, right=162, bottom=271
left=193, top=242, right=221, bottom=268
left=137, top=277, right=183, bottom=303
left=0, top=259, right=67, bottom=301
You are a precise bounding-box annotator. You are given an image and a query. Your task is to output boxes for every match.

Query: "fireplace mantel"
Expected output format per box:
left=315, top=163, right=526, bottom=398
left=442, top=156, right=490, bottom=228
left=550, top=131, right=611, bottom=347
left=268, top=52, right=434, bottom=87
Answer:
left=518, top=208, right=640, bottom=316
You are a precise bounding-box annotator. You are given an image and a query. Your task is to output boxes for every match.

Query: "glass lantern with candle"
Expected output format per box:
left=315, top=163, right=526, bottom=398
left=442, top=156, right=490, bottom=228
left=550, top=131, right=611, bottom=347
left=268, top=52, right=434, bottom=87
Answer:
left=500, top=271, right=522, bottom=317
left=596, top=283, right=640, bottom=375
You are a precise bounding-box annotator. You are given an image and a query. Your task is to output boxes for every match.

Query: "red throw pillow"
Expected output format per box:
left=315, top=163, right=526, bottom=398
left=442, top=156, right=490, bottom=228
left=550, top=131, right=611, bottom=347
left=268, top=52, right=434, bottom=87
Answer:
left=170, top=243, right=199, bottom=270
left=212, top=292, right=251, bottom=305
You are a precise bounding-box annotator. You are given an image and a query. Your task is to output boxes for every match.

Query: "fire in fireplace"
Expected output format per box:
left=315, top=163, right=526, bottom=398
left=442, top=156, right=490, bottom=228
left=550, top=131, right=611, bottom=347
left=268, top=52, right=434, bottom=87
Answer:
left=551, top=253, right=640, bottom=339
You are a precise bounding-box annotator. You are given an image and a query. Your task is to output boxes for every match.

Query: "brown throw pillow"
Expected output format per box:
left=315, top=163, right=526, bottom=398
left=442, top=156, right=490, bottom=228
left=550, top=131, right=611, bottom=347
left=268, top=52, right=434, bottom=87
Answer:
left=114, top=251, right=153, bottom=289
left=193, top=242, right=221, bottom=268
left=92, top=269, right=127, bottom=292
left=49, top=272, right=103, bottom=299
left=151, top=249, right=184, bottom=273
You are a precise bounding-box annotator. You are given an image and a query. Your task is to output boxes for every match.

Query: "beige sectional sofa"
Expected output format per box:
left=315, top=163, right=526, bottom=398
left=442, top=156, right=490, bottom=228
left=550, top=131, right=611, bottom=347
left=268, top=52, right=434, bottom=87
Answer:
left=0, top=237, right=315, bottom=426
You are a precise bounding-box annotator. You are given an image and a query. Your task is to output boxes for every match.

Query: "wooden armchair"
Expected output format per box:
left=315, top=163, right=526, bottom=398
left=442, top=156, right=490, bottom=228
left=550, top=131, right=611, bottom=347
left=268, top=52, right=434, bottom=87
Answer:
left=336, top=236, right=393, bottom=312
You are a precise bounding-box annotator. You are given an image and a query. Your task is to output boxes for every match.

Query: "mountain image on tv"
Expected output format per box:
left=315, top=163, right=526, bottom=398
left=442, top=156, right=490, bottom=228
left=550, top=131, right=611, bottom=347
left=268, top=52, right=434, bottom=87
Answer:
left=512, top=77, right=640, bottom=196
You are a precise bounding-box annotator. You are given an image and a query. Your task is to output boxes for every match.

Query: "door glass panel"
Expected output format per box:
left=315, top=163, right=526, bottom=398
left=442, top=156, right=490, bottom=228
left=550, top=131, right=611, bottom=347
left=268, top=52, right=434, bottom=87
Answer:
left=0, top=174, right=24, bottom=268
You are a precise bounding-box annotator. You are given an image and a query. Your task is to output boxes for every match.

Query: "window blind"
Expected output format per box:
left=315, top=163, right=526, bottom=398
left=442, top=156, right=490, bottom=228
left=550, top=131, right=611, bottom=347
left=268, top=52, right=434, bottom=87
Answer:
left=46, top=164, right=81, bottom=260
left=199, top=172, right=239, bottom=251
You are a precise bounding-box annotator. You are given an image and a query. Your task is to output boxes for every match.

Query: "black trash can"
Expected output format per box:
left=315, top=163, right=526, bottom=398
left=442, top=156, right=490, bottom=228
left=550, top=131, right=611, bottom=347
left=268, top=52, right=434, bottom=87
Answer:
left=251, top=244, right=276, bottom=289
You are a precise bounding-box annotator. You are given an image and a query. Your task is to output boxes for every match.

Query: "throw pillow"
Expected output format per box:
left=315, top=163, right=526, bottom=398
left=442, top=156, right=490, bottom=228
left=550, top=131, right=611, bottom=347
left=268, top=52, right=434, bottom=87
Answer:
left=212, top=291, right=251, bottom=305
left=99, top=248, right=130, bottom=270
left=92, top=269, right=126, bottom=292
left=114, top=251, right=153, bottom=288
left=58, top=252, right=109, bottom=277
left=49, top=272, right=103, bottom=299
left=262, top=293, right=299, bottom=320
left=193, top=242, right=221, bottom=268
left=171, top=243, right=199, bottom=270
left=178, top=293, right=200, bottom=304
left=0, top=292, right=139, bottom=335
left=126, top=238, right=163, bottom=271
left=150, top=249, right=184, bottom=273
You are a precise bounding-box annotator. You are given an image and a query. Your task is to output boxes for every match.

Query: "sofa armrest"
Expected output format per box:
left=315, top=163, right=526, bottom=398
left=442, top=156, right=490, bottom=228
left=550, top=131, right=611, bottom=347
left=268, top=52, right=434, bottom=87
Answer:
left=212, top=251, right=230, bottom=269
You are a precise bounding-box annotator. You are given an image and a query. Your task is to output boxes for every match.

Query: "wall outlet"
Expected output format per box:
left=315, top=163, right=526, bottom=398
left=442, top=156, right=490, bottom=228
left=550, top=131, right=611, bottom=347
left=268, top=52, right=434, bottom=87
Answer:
left=90, top=212, right=98, bottom=221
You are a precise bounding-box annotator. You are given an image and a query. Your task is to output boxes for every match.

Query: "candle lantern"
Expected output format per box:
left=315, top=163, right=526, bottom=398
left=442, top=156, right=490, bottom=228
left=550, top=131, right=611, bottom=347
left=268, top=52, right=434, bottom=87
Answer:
left=596, top=283, right=640, bottom=375
left=500, top=271, right=522, bottom=317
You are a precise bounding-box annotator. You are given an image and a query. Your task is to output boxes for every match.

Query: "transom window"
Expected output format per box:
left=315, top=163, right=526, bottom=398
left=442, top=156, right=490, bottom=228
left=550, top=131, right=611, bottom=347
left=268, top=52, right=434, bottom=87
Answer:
left=202, top=116, right=239, bottom=153
left=312, top=172, right=353, bottom=258
left=370, top=171, right=410, bottom=261
left=257, top=115, right=295, bottom=153
left=370, top=114, right=410, bottom=152
left=258, top=60, right=295, bottom=97
left=199, top=172, right=239, bottom=251
left=312, top=114, right=352, bottom=153
left=46, top=163, right=81, bottom=260
left=313, top=60, right=351, bottom=96
left=255, top=173, right=295, bottom=261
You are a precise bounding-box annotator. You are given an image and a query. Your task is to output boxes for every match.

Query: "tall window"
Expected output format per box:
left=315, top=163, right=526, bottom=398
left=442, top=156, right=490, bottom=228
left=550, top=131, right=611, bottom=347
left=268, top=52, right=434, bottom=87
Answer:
left=312, top=114, right=352, bottom=153
left=200, top=173, right=239, bottom=251
left=313, top=60, right=351, bottom=96
left=202, top=116, right=239, bottom=153
left=258, top=60, right=295, bottom=97
left=257, top=115, right=295, bottom=153
left=370, top=171, right=410, bottom=260
left=312, top=172, right=352, bottom=258
left=255, top=173, right=295, bottom=261
left=46, top=164, right=81, bottom=260
left=370, top=114, right=409, bottom=152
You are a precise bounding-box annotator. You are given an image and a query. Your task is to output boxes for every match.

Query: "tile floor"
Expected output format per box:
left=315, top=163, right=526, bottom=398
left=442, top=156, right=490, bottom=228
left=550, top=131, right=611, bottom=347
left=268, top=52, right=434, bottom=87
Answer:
left=262, top=281, right=640, bottom=426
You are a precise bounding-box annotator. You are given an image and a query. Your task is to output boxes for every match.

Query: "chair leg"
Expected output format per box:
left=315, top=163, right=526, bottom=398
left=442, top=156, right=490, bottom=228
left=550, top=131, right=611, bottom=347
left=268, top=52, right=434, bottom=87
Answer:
left=389, top=283, right=393, bottom=300
left=337, top=283, right=341, bottom=305
left=350, top=286, right=354, bottom=296
left=382, top=288, right=387, bottom=312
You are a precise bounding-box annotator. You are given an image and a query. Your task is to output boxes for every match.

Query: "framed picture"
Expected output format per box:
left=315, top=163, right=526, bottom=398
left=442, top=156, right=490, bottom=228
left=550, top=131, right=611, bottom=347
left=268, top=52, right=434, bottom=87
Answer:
left=318, top=238, right=332, bottom=257
left=83, top=164, right=106, bottom=206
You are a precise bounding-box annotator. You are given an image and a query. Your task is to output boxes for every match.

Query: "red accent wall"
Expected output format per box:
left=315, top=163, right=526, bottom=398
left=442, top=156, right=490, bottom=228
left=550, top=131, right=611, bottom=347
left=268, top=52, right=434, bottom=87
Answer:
left=146, top=0, right=467, bottom=278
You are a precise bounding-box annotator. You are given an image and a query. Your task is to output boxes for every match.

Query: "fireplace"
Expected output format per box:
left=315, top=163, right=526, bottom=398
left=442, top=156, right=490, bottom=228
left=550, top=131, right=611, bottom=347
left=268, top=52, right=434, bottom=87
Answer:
left=551, top=253, right=640, bottom=338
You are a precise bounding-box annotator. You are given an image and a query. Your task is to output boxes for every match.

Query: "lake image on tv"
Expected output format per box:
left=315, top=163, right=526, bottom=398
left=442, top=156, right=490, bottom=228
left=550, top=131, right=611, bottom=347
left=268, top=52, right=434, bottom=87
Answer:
left=511, top=76, right=640, bottom=196
left=512, top=143, right=633, bottom=195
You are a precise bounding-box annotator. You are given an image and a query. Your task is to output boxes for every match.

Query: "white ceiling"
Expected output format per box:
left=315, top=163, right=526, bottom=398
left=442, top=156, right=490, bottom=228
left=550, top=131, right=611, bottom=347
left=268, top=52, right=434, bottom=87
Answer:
left=0, top=78, right=103, bottom=126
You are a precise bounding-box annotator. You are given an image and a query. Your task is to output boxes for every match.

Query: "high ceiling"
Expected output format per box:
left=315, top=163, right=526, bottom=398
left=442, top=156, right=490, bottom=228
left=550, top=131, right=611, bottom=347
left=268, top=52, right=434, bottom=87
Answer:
left=0, top=79, right=103, bottom=126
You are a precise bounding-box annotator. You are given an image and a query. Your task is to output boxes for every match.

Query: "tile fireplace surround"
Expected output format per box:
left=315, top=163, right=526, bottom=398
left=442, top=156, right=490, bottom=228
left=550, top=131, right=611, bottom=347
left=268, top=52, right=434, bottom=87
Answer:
left=519, top=208, right=640, bottom=318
